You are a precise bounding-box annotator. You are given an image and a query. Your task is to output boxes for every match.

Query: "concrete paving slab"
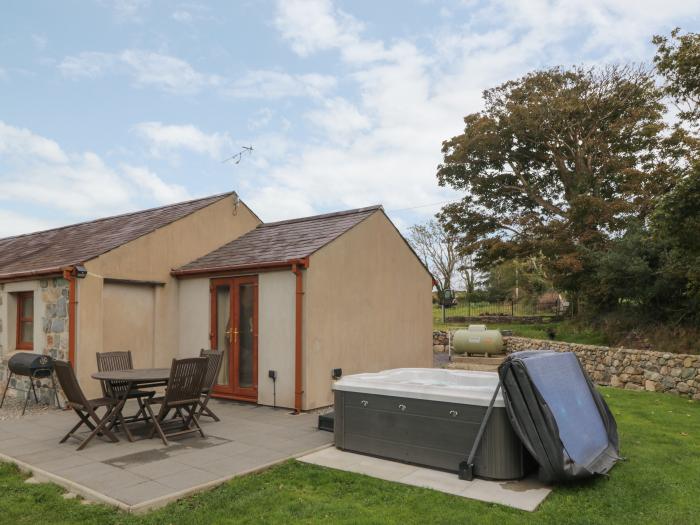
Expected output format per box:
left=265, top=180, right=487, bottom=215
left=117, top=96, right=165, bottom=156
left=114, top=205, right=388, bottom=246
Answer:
left=0, top=402, right=333, bottom=513
left=298, top=448, right=551, bottom=512
left=156, top=467, right=223, bottom=490
left=108, top=480, right=175, bottom=506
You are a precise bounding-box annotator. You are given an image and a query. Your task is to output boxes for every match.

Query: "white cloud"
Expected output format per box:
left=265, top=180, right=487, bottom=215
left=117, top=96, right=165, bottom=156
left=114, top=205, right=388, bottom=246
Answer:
left=0, top=121, right=189, bottom=223
left=58, top=52, right=115, bottom=78
left=244, top=187, right=316, bottom=222
left=172, top=9, right=192, bottom=22
left=132, top=121, right=232, bottom=159
left=171, top=3, right=212, bottom=23
left=0, top=121, right=68, bottom=163
left=257, top=0, right=697, bottom=226
left=305, top=97, right=370, bottom=142
left=31, top=34, right=48, bottom=50
left=274, top=0, right=363, bottom=57
left=0, top=211, right=54, bottom=238
left=58, top=50, right=220, bottom=94
left=100, top=0, right=151, bottom=22
left=226, top=70, right=336, bottom=99
left=273, top=0, right=393, bottom=64
left=122, top=165, right=190, bottom=203
left=248, top=108, right=274, bottom=130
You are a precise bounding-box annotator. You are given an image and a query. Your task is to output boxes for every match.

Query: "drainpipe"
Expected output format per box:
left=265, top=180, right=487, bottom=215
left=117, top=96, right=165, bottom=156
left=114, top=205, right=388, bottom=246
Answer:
left=61, top=268, right=77, bottom=365
left=291, top=258, right=309, bottom=413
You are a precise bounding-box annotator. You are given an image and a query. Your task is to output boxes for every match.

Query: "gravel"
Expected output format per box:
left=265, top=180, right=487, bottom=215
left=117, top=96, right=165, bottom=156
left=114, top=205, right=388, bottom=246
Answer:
left=0, top=396, right=60, bottom=421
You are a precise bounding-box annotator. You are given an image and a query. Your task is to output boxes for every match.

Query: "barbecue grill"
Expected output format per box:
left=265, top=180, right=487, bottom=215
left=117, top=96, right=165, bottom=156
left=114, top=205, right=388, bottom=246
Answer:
left=0, top=353, right=61, bottom=415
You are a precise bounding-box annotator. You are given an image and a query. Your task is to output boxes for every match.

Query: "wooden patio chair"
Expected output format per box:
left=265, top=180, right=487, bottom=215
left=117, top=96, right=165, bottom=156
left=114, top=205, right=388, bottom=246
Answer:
left=197, top=349, right=224, bottom=422
left=96, top=351, right=155, bottom=436
left=53, top=360, right=119, bottom=451
left=143, top=357, right=208, bottom=446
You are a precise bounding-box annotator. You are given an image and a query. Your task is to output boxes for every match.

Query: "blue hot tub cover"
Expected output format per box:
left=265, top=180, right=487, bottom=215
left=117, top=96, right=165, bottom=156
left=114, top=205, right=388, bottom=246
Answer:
left=498, top=350, right=620, bottom=482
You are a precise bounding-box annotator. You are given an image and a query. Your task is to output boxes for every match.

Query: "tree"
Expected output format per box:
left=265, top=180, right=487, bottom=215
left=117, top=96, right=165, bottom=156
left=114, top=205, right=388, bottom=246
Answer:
left=407, top=219, right=460, bottom=294
left=458, top=253, right=477, bottom=295
left=653, top=29, right=700, bottom=127
left=651, top=164, right=700, bottom=321
left=436, top=65, right=681, bottom=296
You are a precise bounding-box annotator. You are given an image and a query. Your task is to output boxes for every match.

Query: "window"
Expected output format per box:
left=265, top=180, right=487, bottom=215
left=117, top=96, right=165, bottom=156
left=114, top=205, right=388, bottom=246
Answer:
left=16, top=292, right=34, bottom=350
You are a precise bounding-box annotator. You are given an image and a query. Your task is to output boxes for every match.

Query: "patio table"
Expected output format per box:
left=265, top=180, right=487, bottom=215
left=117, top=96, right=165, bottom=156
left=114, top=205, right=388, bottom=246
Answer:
left=91, top=368, right=170, bottom=442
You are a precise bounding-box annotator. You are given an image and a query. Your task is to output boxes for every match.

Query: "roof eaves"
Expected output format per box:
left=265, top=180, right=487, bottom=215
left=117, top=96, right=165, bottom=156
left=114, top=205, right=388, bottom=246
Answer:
left=171, top=257, right=309, bottom=278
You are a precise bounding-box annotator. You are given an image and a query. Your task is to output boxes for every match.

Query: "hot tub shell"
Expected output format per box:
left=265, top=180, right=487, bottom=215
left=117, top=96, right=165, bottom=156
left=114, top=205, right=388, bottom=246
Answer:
left=333, top=368, right=528, bottom=480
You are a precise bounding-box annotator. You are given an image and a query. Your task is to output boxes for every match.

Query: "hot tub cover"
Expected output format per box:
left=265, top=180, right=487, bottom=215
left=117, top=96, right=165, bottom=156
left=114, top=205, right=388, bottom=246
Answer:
left=498, top=351, right=620, bottom=482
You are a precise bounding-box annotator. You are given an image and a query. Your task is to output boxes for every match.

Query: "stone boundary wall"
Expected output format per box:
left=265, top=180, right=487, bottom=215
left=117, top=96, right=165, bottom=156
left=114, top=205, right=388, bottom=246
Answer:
left=433, top=330, right=700, bottom=400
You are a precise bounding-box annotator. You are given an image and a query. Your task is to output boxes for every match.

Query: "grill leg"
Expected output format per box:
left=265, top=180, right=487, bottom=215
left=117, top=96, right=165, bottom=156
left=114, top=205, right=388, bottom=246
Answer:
left=50, top=373, right=62, bottom=409
left=22, top=379, right=33, bottom=416
left=30, top=376, right=39, bottom=403
left=0, top=372, right=12, bottom=409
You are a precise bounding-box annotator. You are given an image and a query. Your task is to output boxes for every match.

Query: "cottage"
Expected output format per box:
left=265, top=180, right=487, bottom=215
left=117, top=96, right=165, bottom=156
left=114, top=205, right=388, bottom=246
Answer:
left=0, top=193, right=432, bottom=410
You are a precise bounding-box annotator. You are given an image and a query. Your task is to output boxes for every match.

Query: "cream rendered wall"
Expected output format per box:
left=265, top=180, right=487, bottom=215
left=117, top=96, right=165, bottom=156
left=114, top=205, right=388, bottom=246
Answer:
left=303, top=211, right=433, bottom=410
left=77, top=198, right=261, bottom=397
left=102, top=283, right=156, bottom=369
left=175, top=270, right=296, bottom=409
left=177, top=278, right=210, bottom=357
left=257, top=271, right=295, bottom=408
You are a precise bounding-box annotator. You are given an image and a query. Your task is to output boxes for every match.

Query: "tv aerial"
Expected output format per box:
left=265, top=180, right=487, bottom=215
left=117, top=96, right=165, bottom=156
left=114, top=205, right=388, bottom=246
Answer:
left=222, top=145, right=254, bottom=165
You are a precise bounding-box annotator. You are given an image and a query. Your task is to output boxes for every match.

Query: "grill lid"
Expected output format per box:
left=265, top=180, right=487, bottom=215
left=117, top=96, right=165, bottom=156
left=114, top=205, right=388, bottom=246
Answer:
left=8, top=353, right=55, bottom=377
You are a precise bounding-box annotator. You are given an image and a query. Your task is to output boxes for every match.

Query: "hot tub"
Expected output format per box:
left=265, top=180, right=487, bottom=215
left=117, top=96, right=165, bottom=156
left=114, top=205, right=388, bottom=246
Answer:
left=333, top=368, right=528, bottom=480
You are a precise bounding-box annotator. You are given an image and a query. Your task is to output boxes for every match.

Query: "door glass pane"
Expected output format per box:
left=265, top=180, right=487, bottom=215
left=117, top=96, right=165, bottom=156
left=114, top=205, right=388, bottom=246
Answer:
left=20, top=321, right=33, bottom=344
left=216, top=285, right=231, bottom=386
left=21, top=294, right=33, bottom=318
left=238, top=284, right=254, bottom=389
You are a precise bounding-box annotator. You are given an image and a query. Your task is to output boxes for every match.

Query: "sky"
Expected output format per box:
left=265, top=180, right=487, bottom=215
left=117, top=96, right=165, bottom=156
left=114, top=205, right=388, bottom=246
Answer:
left=1, top=0, right=698, bottom=238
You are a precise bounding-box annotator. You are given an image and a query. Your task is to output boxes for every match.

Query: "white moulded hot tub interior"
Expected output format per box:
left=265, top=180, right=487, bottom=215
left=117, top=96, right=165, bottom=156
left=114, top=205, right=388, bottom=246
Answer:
left=332, top=368, right=504, bottom=407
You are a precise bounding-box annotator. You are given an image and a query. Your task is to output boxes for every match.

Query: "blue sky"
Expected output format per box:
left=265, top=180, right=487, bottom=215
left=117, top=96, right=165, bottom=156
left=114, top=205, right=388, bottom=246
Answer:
left=1, top=0, right=698, bottom=237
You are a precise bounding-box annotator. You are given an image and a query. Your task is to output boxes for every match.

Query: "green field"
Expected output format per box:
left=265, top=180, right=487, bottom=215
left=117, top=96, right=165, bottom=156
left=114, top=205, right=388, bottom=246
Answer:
left=1, top=387, right=698, bottom=524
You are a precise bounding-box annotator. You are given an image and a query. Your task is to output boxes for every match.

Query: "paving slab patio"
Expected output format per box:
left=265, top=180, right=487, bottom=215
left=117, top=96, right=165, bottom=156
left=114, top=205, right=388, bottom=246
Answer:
left=0, top=399, right=332, bottom=512
left=298, top=447, right=551, bottom=512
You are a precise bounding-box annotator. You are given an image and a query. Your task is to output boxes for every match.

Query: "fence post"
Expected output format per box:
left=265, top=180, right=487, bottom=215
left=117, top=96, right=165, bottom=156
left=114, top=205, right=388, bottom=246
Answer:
left=511, top=299, right=514, bottom=316
left=442, top=304, right=446, bottom=324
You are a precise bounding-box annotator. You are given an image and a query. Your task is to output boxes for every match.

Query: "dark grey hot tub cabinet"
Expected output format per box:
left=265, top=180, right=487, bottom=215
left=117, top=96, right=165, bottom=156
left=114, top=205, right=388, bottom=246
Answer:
left=333, top=390, right=529, bottom=480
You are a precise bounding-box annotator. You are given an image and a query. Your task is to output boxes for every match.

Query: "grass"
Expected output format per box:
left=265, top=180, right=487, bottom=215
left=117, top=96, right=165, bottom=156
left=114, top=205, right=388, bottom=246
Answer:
left=434, top=319, right=608, bottom=346
left=1, top=388, right=699, bottom=524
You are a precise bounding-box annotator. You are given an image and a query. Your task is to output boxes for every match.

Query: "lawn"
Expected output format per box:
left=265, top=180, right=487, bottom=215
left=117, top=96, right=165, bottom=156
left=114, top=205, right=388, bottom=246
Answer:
left=434, top=319, right=608, bottom=346
left=1, top=388, right=698, bottom=524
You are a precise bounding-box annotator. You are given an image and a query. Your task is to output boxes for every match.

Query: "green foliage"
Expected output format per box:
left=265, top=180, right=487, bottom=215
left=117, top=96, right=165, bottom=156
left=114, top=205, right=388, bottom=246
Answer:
left=483, top=259, right=551, bottom=302
left=651, top=164, right=700, bottom=320
left=2, top=389, right=700, bottom=524
left=653, top=28, right=700, bottom=126
left=437, top=65, right=679, bottom=297
left=438, top=30, right=700, bottom=331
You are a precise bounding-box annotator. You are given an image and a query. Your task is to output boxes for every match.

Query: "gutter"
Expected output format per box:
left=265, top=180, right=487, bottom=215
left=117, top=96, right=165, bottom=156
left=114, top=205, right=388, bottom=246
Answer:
left=171, top=260, right=301, bottom=278
left=0, top=267, right=64, bottom=283
left=291, top=258, right=309, bottom=413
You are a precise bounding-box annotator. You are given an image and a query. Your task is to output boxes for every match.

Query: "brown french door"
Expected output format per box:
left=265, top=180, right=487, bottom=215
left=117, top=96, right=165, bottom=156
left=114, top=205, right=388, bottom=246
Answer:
left=210, top=276, right=258, bottom=401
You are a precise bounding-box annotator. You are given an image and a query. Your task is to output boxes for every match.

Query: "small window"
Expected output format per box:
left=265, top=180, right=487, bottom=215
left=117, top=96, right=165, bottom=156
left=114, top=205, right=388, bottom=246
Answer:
left=16, top=292, right=34, bottom=350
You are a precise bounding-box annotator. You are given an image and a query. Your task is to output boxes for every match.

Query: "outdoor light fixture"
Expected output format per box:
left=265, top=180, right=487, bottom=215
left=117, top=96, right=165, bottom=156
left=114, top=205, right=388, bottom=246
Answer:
left=74, top=265, right=88, bottom=279
left=332, top=368, right=342, bottom=380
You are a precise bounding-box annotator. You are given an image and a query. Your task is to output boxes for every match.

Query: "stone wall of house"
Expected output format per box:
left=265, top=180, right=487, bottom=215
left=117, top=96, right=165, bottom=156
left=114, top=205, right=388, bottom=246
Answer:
left=433, top=330, right=700, bottom=401
left=0, top=278, right=69, bottom=405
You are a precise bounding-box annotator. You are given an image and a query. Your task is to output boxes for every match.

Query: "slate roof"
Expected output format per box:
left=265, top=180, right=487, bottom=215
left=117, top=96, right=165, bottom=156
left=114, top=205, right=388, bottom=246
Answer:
left=174, top=205, right=382, bottom=274
left=0, top=192, right=235, bottom=280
